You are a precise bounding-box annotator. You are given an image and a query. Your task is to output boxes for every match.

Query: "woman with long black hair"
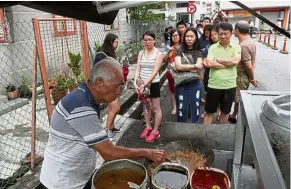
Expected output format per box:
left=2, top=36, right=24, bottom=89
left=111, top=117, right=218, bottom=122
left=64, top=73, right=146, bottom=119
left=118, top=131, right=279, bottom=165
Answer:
left=174, top=28, right=204, bottom=123
left=94, top=33, right=121, bottom=138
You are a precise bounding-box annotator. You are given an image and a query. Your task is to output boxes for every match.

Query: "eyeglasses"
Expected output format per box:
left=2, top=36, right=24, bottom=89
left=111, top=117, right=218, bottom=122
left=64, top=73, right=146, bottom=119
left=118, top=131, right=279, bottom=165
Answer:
left=143, top=38, right=154, bottom=43
left=172, top=34, right=179, bottom=37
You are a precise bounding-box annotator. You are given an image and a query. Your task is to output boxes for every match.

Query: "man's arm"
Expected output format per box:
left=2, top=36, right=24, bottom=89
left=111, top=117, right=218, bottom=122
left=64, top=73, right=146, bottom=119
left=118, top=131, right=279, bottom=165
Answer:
left=94, top=140, right=150, bottom=160
left=243, top=59, right=258, bottom=87
left=243, top=60, right=255, bottom=80
left=204, top=45, right=227, bottom=69
left=67, top=108, right=165, bottom=164
left=204, top=58, right=227, bottom=69
left=217, top=45, right=242, bottom=67
left=217, top=57, right=241, bottom=67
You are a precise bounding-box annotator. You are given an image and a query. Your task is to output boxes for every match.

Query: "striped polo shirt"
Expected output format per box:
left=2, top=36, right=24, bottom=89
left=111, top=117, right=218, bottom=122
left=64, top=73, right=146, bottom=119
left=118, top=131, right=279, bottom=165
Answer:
left=40, top=82, right=108, bottom=189
left=140, top=49, right=161, bottom=83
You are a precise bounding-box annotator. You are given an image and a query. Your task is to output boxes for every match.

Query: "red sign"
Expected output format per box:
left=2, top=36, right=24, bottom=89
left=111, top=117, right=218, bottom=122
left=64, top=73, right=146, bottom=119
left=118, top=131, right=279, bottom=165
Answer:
left=187, top=4, right=197, bottom=14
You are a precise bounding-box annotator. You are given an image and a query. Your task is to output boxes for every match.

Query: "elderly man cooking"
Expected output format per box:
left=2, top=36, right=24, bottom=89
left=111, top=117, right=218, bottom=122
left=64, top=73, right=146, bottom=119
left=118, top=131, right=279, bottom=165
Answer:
left=40, top=57, right=165, bottom=189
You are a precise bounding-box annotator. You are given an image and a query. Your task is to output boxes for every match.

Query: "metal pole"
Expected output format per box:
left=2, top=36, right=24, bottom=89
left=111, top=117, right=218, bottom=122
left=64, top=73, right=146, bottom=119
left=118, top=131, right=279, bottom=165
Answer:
left=95, top=1, right=157, bottom=14
left=80, top=21, right=91, bottom=83
left=32, top=18, right=53, bottom=121
left=31, top=44, right=37, bottom=170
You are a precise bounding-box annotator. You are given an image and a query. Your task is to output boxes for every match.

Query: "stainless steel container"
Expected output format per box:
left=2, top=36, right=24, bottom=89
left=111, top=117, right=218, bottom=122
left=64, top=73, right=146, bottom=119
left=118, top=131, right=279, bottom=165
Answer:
left=91, top=159, right=149, bottom=189
left=260, top=94, right=290, bottom=187
left=151, top=162, right=189, bottom=189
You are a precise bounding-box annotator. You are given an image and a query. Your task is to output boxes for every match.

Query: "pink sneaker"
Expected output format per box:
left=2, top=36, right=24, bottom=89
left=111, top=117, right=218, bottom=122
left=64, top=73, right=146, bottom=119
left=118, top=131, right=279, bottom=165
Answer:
left=140, top=127, right=152, bottom=139
left=145, top=131, right=160, bottom=143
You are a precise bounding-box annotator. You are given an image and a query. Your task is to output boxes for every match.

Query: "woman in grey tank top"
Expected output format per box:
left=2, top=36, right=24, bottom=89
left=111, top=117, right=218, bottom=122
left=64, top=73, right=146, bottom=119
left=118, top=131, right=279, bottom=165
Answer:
left=134, top=31, right=164, bottom=143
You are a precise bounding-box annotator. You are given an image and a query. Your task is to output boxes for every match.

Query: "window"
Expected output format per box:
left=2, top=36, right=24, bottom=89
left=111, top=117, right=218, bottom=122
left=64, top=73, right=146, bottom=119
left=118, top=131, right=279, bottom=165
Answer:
left=176, top=3, right=188, bottom=8
left=0, top=8, right=8, bottom=43
left=52, top=14, right=77, bottom=37
left=176, top=13, right=189, bottom=23
left=104, top=16, right=119, bottom=31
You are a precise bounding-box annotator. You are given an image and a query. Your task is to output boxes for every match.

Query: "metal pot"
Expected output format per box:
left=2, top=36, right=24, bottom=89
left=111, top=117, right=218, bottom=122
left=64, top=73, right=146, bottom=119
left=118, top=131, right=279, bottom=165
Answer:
left=91, top=159, right=149, bottom=189
left=151, top=162, right=189, bottom=189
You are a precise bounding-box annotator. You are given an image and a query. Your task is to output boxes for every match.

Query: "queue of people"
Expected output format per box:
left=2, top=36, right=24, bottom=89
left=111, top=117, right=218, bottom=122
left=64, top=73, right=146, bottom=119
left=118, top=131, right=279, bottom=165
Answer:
left=39, top=17, right=258, bottom=189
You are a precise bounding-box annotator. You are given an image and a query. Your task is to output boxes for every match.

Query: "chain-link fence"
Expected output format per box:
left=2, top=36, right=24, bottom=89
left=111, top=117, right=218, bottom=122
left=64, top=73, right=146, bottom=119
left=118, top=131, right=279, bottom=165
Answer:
left=0, top=19, right=48, bottom=188
left=0, top=18, right=88, bottom=188
left=0, top=16, right=168, bottom=188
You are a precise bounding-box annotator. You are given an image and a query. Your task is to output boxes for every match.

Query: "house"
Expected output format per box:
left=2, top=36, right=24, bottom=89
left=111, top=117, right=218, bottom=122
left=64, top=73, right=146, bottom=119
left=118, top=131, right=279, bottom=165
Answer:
left=220, top=1, right=290, bottom=30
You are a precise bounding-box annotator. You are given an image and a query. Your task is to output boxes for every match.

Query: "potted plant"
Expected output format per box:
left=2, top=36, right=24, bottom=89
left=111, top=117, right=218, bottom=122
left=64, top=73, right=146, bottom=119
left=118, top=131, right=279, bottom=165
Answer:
left=5, top=83, right=19, bottom=100
left=68, top=52, right=82, bottom=79
left=67, top=76, right=77, bottom=92
left=18, top=75, right=32, bottom=99
left=51, top=73, right=69, bottom=105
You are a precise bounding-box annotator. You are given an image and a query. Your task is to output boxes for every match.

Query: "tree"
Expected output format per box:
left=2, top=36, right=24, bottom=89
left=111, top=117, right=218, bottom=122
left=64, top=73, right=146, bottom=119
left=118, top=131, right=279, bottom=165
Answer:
left=127, top=2, right=170, bottom=21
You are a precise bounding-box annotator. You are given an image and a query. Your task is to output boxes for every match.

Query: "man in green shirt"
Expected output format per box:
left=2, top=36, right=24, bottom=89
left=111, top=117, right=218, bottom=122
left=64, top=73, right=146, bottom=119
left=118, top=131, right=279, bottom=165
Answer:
left=203, top=23, right=241, bottom=124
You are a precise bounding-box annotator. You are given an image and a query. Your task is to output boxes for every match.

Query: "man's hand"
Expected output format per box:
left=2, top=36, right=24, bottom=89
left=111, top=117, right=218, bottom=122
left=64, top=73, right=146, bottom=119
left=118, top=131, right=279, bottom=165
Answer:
left=148, top=149, right=165, bottom=164
left=194, top=63, right=204, bottom=70
left=203, top=58, right=210, bottom=68
left=250, top=79, right=259, bottom=88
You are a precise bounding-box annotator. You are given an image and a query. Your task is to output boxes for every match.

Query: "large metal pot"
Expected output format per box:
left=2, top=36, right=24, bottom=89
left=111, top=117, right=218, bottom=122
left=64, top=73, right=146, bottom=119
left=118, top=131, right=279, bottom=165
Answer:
left=91, top=159, right=149, bottom=189
left=260, top=94, right=290, bottom=187
left=151, top=162, right=189, bottom=189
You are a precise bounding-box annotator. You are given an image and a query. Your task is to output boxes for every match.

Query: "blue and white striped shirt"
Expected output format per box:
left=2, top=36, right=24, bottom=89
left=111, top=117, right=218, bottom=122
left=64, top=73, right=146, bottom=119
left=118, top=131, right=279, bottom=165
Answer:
left=40, top=82, right=108, bottom=189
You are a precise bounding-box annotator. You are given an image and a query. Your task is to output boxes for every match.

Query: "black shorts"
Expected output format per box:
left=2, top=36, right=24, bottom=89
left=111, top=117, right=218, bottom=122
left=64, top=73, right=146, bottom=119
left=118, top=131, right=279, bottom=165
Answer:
left=205, top=87, right=236, bottom=114
left=149, top=82, right=160, bottom=98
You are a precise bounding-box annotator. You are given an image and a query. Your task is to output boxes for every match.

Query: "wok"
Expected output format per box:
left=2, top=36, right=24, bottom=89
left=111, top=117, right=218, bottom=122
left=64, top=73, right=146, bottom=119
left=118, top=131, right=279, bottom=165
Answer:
left=145, top=140, right=215, bottom=174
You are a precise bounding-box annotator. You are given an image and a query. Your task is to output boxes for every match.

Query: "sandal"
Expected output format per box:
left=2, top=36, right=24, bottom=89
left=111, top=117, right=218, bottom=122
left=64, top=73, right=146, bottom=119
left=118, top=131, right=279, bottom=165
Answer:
left=201, top=112, right=205, bottom=119
left=140, top=127, right=152, bottom=139
left=145, top=130, right=160, bottom=143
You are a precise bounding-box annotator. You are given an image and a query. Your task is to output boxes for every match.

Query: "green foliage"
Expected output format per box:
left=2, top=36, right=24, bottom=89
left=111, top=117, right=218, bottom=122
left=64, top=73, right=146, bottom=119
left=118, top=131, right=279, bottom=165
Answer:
left=93, top=41, right=101, bottom=53
left=18, top=75, right=32, bottom=98
left=5, top=83, right=16, bottom=92
left=127, top=2, right=170, bottom=21
left=77, top=72, right=86, bottom=83
left=54, top=74, right=70, bottom=92
left=116, top=40, right=144, bottom=65
left=67, top=52, right=82, bottom=79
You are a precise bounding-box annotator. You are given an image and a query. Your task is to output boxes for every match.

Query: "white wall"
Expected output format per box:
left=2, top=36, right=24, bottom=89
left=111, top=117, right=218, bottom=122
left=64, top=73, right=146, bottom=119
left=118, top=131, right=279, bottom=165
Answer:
left=220, top=1, right=291, bottom=10
left=167, top=1, right=204, bottom=23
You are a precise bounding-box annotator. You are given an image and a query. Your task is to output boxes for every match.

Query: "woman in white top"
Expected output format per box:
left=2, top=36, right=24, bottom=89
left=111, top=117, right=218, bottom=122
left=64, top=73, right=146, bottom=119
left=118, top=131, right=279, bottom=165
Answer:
left=134, top=31, right=164, bottom=143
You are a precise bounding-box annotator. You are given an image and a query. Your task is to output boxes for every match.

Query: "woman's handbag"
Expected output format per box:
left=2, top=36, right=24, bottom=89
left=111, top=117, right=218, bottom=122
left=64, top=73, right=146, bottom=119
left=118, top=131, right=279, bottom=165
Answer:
left=170, top=52, right=200, bottom=86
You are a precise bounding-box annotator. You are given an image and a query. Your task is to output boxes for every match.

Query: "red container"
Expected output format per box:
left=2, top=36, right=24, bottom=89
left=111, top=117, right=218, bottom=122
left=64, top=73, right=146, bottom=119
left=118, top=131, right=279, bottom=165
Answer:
left=190, top=167, right=230, bottom=189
